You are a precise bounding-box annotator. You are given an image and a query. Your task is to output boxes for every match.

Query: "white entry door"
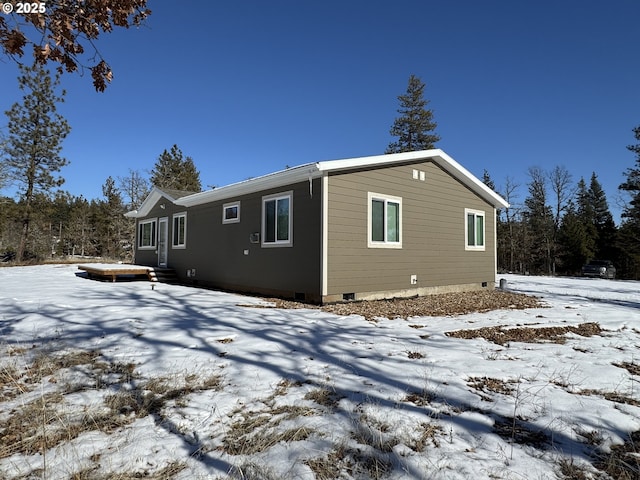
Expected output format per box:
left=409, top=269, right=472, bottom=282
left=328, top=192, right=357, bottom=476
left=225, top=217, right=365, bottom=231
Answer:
left=158, top=217, right=168, bottom=267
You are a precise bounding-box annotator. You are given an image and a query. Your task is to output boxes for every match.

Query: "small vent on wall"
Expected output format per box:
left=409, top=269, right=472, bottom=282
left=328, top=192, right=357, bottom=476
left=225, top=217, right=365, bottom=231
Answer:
left=342, top=293, right=355, bottom=301
left=412, top=169, right=426, bottom=181
left=249, top=232, right=260, bottom=243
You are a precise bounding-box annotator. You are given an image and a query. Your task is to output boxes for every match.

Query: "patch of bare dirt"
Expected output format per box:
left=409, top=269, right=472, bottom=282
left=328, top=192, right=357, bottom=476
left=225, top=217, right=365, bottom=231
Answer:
left=446, top=322, right=603, bottom=345
left=467, top=376, right=516, bottom=396
left=264, top=290, right=544, bottom=321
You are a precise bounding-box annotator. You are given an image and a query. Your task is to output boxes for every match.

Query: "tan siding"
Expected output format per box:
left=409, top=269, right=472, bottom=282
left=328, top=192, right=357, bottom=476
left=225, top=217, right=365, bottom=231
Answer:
left=326, top=161, right=496, bottom=298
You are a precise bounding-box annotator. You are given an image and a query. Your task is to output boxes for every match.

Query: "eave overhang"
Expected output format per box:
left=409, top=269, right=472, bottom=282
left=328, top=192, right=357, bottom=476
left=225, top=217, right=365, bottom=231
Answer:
left=126, top=149, right=509, bottom=216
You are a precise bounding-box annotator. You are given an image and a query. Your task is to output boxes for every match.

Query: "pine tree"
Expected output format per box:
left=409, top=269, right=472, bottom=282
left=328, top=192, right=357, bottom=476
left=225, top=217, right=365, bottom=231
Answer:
left=588, top=173, right=617, bottom=260
left=66, top=196, right=93, bottom=257
left=0, top=134, right=9, bottom=190
left=558, top=201, right=591, bottom=274
left=482, top=170, right=496, bottom=192
left=3, top=64, right=71, bottom=261
left=386, top=75, right=440, bottom=153
left=523, top=167, right=554, bottom=274
left=149, top=145, right=202, bottom=192
left=574, top=178, right=597, bottom=260
left=95, top=176, right=129, bottom=259
left=618, top=125, right=640, bottom=278
left=619, top=126, right=640, bottom=225
left=0, top=196, right=20, bottom=260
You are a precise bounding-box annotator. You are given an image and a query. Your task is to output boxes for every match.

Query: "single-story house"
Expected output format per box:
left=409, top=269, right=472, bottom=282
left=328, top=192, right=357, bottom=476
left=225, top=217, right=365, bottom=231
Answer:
left=126, top=149, right=509, bottom=303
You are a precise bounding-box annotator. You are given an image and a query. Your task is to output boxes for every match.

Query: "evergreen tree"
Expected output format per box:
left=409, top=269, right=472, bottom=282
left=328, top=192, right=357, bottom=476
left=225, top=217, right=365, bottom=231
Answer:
left=3, top=64, right=70, bottom=261
left=618, top=125, right=640, bottom=278
left=588, top=173, right=617, bottom=260
left=523, top=167, right=554, bottom=274
left=558, top=201, right=591, bottom=274
left=95, top=176, right=129, bottom=259
left=0, top=196, right=20, bottom=259
left=574, top=178, right=597, bottom=260
left=386, top=75, right=440, bottom=153
left=620, top=125, right=640, bottom=223
left=0, top=134, right=9, bottom=190
left=150, top=145, right=202, bottom=192
left=50, top=190, right=73, bottom=256
left=482, top=170, right=496, bottom=191
left=66, top=196, right=94, bottom=257
left=23, top=193, right=57, bottom=259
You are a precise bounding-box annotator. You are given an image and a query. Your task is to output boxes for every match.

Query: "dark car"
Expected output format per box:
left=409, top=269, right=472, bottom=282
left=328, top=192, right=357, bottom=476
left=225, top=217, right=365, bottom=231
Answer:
left=581, top=260, right=616, bottom=279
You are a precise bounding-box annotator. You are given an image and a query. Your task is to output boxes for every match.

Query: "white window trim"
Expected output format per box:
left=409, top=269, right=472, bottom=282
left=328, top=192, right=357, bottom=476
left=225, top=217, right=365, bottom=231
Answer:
left=465, top=208, right=485, bottom=251
left=222, top=201, right=241, bottom=224
left=138, top=218, right=157, bottom=250
left=261, top=191, right=293, bottom=248
left=172, top=212, right=187, bottom=249
left=367, top=192, right=402, bottom=249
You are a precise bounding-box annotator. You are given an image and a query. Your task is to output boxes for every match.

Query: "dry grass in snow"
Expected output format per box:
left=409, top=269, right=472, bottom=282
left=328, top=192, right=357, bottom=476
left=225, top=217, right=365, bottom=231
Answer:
left=1, top=266, right=640, bottom=479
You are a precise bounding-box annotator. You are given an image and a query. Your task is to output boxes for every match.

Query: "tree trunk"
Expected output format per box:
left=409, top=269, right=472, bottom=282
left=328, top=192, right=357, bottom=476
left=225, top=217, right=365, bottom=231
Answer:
left=18, top=216, right=29, bottom=261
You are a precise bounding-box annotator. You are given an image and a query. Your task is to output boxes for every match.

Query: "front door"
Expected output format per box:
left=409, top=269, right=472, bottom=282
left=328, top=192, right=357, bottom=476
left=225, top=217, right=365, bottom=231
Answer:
left=158, top=217, right=168, bottom=267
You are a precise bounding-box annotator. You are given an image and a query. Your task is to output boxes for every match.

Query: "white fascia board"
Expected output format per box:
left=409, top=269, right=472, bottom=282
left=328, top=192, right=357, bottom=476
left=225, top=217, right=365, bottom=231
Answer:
left=176, top=163, right=321, bottom=207
left=429, top=151, right=510, bottom=209
left=317, top=149, right=510, bottom=209
left=170, top=149, right=509, bottom=210
left=315, top=149, right=442, bottom=172
left=124, top=187, right=179, bottom=218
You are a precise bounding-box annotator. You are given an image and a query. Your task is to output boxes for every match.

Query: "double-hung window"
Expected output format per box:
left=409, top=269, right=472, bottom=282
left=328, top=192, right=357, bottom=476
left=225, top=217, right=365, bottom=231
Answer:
left=262, top=192, right=292, bottom=247
left=465, top=208, right=485, bottom=251
left=138, top=219, right=157, bottom=249
left=368, top=192, right=402, bottom=248
left=172, top=212, right=187, bottom=248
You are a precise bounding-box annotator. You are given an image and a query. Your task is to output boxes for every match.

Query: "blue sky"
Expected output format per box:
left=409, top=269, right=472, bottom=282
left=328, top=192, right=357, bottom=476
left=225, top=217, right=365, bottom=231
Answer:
left=1, top=1, right=638, bottom=220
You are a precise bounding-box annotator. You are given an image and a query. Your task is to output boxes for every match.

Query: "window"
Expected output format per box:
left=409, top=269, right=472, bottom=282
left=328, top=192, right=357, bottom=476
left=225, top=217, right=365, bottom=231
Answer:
left=262, top=192, right=292, bottom=247
left=368, top=192, right=402, bottom=248
left=465, top=209, right=485, bottom=251
left=138, top=219, right=157, bottom=249
left=222, top=201, right=240, bottom=224
left=172, top=212, right=187, bottom=248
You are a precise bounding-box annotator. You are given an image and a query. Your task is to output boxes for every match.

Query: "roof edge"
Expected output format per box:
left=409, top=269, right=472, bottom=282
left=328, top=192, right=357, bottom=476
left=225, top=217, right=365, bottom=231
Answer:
left=176, top=163, right=321, bottom=207
left=130, top=150, right=509, bottom=213
left=317, top=149, right=509, bottom=209
left=125, top=187, right=181, bottom=218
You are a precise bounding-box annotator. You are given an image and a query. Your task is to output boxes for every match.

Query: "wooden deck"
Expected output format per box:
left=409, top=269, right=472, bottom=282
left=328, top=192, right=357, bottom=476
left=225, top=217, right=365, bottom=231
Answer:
left=78, top=264, right=157, bottom=282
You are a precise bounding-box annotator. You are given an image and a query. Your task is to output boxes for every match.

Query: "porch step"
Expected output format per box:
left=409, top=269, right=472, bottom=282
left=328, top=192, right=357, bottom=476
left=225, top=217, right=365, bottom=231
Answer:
left=148, top=268, right=178, bottom=283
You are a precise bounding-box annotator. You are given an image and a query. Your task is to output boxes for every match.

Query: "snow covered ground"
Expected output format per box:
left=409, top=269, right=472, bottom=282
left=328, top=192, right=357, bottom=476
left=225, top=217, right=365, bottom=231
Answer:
left=1, top=264, right=639, bottom=479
